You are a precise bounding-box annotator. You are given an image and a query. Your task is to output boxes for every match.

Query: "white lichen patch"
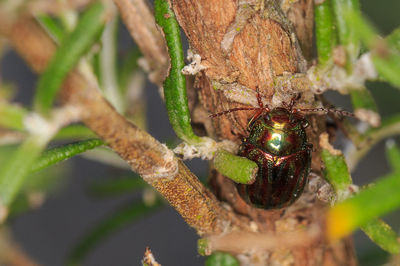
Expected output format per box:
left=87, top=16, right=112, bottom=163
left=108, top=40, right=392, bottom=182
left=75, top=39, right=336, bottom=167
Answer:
left=141, top=144, right=178, bottom=181
left=336, top=184, right=359, bottom=202
left=222, top=84, right=264, bottom=107
left=354, top=108, right=381, bottom=127
left=181, top=49, right=207, bottom=75
left=24, top=105, right=83, bottom=142
left=307, top=53, right=378, bottom=95
left=173, top=137, right=238, bottom=160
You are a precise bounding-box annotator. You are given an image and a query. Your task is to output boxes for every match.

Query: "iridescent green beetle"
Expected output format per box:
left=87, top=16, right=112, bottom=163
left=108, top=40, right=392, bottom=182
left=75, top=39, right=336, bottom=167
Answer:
left=211, top=89, right=353, bottom=209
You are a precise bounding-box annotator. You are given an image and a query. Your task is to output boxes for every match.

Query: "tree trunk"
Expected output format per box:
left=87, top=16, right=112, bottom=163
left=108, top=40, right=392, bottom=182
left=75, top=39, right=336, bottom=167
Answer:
left=172, top=0, right=357, bottom=265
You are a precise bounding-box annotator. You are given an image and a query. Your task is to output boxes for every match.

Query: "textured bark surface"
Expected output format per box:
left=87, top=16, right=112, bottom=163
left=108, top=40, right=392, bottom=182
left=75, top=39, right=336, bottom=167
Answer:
left=171, top=0, right=356, bottom=265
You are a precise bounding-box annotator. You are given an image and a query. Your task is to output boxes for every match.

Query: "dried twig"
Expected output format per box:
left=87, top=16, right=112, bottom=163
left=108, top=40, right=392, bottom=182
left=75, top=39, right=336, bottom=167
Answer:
left=114, top=0, right=168, bottom=86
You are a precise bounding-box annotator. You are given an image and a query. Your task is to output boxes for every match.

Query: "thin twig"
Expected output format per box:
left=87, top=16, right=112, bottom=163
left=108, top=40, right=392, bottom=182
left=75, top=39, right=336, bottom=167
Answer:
left=114, top=0, right=168, bottom=86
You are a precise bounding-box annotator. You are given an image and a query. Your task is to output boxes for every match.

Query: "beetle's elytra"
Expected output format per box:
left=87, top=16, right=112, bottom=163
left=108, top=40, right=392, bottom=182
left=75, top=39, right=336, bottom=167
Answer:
left=210, top=88, right=353, bottom=209
left=236, top=107, right=312, bottom=209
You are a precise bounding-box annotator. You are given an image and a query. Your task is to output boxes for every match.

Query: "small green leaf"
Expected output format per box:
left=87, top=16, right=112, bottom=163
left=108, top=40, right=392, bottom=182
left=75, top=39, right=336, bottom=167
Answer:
left=154, top=0, right=201, bottom=144
left=213, top=149, right=258, bottom=184
left=344, top=9, right=400, bottom=87
left=54, top=125, right=96, bottom=140
left=0, top=135, right=47, bottom=207
left=327, top=172, right=400, bottom=240
left=34, top=2, right=105, bottom=114
left=0, top=102, right=27, bottom=131
left=205, top=252, right=240, bottom=266
left=386, top=140, right=400, bottom=173
left=36, top=15, right=65, bottom=43
left=361, top=218, right=400, bottom=254
left=331, top=0, right=361, bottom=60
left=350, top=88, right=378, bottom=112
left=321, top=149, right=352, bottom=192
left=315, top=0, right=336, bottom=66
left=68, top=200, right=163, bottom=266
left=32, top=139, right=104, bottom=173
left=387, top=27, right=400, bottom=52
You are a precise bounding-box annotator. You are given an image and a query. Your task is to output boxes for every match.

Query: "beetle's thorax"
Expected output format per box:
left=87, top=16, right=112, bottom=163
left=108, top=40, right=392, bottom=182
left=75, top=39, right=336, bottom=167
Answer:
left=244, top=108, right=307, bottom=156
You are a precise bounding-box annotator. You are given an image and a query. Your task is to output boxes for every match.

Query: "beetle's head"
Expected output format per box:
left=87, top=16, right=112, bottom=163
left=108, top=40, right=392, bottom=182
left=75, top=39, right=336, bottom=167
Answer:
left=262, top=107, right=309, bottom=131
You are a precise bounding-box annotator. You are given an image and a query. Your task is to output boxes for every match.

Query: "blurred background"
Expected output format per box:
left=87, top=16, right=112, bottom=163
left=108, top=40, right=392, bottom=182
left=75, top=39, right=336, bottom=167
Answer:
left=0, top=0, right=399, bottom=265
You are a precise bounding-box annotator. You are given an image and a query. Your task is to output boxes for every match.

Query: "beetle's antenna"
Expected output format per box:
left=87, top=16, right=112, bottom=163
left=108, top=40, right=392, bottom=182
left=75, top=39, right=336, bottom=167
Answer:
left=295, top=107, right=355, bottom=117
left=255, top=86, right=264, bottom=108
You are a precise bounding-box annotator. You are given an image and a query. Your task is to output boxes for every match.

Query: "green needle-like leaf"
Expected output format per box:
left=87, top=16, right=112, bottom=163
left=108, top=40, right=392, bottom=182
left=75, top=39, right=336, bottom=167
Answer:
left=332, top=0, right=360, bottom=61
left=0, top=102, right=27, bottom=131
left=327, top=172, right=400, bottom=240
left=54, top=125, right=97, bottom=140
left=387, top=27, right=400, bottom=52
left=32, top=139, right=104, bottom=173
left=315, top=0, right=336, bottom=66
left=68, top=200, right=163, bottom=266
left=0, top=135, right=47, bottom=207
left=361, top=218, right=400, bottom=254
left=213, top=149, right=258, bottom=184
left=386, top=140, right=400, bottom=173
left=36, top=15, right=65, bottom=43
left=321, top=149, right=352, bottom=192
left=350, top=88, right=378, bottom=112
left=344, top=9, right=400, bottom=88
left=154, top=0, right=201, bottom=143
left=205, top=252, right=240, bottom=266
left=34, top=2, right=105, bottom=114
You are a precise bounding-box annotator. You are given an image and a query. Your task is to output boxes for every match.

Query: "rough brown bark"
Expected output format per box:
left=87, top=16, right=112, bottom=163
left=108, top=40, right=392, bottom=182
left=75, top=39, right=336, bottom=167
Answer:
left=171, top=0, right=356, bottom=265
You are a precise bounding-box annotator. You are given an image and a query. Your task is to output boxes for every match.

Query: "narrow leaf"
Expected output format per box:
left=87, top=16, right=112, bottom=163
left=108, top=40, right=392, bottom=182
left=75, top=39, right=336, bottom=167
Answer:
left=387, top=27, right=400, bottom=52
left=321, top=149, right=352, bottom=192
left=154, top=0, right=201, bottom=143
left=54, top=125, right=96, bottom=140
left=344, top=9, right=400, bottom=87
left=331, top=0, right=361, bottom=60
left=0, top=135, right=47, bottom=207
left=36, top=15, right=65, bottom=43
left=213, top=149, right=258, bottom=184
left=0, top=102, right=27, bottom=131
left=315, top=0, right=336, bottom=66
left=34, top=2, right=105, bottom=114
left=205, top=252, right=240, bottom=266
left=361, top=218, right=400, bottom=254
left=350, top=89, right=378, bottom=112
left=326, top=172, right=400, bottom=240
left=32, top=139, right=104, bottom=173
left=386, top=140, right=400, bottom=173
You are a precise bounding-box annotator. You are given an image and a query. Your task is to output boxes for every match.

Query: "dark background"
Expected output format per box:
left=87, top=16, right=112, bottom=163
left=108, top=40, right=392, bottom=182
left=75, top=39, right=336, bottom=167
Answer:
left=1, top=1, right=400, bottom=265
